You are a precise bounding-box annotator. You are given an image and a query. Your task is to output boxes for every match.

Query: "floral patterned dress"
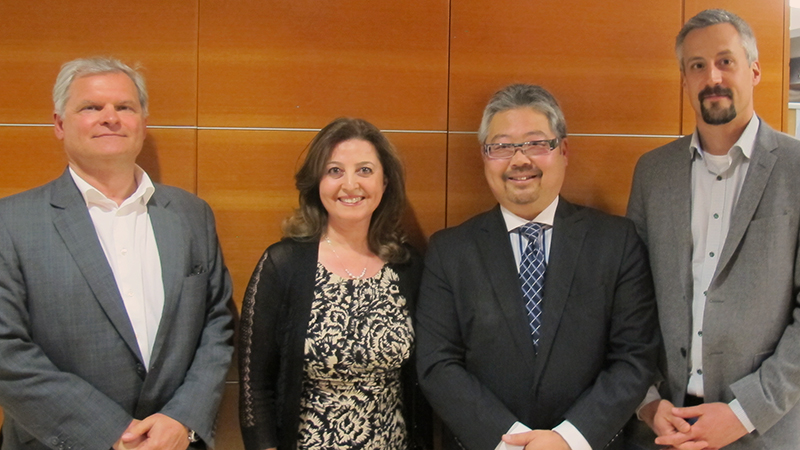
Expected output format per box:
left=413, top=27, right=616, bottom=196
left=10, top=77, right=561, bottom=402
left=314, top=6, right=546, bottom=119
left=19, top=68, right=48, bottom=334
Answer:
left=297, top=263, right=413, bottom=449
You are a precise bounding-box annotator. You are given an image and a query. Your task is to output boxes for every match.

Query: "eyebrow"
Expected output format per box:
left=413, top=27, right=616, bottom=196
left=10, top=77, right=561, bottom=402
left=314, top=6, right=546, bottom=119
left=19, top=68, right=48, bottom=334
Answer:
left=488, top=131, right=549, bottom=142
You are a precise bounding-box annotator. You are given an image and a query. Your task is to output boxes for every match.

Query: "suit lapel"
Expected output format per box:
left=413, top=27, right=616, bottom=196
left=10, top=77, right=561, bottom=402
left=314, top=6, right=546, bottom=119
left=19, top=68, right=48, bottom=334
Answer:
left=532, top=200, right=585, bottom=380
left=146, top=188, right=190, bottom=365
left=663, top=139, right=695, bottom=308
left=49, top=169, right=143, bottom=361
left=714, top=122, right=778, bottom=284
left=476, top=207, right=537, bottom=370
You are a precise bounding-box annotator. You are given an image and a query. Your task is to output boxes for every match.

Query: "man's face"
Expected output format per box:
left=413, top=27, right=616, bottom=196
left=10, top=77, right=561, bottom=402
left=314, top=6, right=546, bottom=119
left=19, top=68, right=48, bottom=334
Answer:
left=483, top=107, right=567, bottom=220
left=681, top=23, right=761, bottom=126
left=54, top=72, right=147, bottom=171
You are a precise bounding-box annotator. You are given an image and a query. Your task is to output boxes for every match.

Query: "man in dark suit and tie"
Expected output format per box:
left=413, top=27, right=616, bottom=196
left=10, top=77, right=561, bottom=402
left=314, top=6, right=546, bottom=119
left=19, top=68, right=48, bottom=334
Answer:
left=626, top=9, right=800, bottom=450
left=415, top=83, right=660, bottom=450
left=0, top=57, right=234, bottom=450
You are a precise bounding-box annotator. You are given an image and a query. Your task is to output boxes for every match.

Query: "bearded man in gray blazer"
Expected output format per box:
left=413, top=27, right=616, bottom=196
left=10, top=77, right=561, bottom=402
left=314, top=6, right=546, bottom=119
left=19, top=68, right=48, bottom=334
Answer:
left=0, top=57, right=234, bottom=450
left=416, top=84, right=660, bottom=450
left=626, top=9, right=800, bottom=450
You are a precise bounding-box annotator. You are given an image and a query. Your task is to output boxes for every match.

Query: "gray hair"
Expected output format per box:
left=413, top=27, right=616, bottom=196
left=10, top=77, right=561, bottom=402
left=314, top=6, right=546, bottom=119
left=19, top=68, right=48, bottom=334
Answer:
left=676, top=9, right=758, bottom=71
left=478, top=84, right=567, bottom=144
left=53, top=57, right=148, bottom=117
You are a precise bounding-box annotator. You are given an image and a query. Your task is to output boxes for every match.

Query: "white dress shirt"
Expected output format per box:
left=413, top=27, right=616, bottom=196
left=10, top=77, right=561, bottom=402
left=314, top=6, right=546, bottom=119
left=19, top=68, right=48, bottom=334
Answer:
left=497, top=197, right=592, bottom=450
left=69, top=166, right=164, bottom=369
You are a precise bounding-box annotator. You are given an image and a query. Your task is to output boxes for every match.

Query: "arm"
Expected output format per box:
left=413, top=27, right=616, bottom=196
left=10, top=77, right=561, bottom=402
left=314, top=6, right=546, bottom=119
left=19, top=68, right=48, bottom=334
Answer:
left=239, top=247, right=286, bottom=450
left=154, top=202, right=235, bottom=446
left=562, top=223, right=661, bottom=447
left=0, top=214, right=133, bottom=449
left=415, top=237, right=518, bottom=450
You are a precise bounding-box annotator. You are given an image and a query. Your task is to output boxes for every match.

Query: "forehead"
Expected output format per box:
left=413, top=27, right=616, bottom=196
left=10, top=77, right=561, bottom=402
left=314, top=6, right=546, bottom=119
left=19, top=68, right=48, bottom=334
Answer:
left=682, top=23, right=746, bottom=60
left=67, top=72, right=139, bottom=103
left=487, top=107, right=553, bottom=140
left=328, top=138, right=380, bottom=161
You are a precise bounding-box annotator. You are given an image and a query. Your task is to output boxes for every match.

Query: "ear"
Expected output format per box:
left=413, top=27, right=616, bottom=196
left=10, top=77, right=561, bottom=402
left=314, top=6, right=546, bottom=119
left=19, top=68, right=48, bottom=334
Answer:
left=560, top=138, right=569, bottom=165
left=53, top=113, right=65, bottom=140
left=751, top=60, right=761, bottom=87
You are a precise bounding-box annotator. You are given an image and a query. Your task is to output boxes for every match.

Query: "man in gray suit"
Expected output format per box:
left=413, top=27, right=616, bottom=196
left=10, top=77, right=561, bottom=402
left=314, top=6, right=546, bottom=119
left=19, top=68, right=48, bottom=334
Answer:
left=626, top=9, right=800, bottom=449
left=416, top=84, right=659, bottom=450
left=0, top=57, right=234, bottom=450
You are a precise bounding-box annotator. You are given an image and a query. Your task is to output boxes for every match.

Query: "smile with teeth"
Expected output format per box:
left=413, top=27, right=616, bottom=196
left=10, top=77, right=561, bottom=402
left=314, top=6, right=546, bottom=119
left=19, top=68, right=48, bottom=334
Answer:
left=339, top=196, right=365, bottom=204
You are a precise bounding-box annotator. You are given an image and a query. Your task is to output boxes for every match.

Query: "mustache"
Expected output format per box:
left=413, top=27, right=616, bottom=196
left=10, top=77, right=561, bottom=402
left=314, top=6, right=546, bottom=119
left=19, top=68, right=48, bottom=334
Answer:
left=699, top=85, right=733, bottom=101
left=503, top=166, right=543, bottom=180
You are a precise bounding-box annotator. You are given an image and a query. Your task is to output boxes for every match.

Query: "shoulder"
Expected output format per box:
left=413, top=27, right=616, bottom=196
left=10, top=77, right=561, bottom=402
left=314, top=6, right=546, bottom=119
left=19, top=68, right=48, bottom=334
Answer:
left=261, top=238, right=318, bottom=273
left=428, top=207, right=498, bottom=246
left=0, top=179, right=56, bottom=211
left=560, top=200, right=638, bottom=236
left=152, top=183, right=210, bottom=213
left=635, top=135, right=691, bottom=171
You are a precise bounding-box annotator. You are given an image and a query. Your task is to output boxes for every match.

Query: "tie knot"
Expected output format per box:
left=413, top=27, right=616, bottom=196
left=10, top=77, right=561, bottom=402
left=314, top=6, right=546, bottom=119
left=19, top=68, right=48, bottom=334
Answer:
left=518, top=222, right=544, bottom=240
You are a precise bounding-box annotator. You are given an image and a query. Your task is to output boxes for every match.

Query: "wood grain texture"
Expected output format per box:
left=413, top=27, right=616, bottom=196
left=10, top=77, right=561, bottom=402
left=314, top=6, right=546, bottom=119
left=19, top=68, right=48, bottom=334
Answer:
left=448, top=0, right=683, bottom=135
left=681, top=0, right=786, bottom=133
left=197, top=0, right=449, bottom=130
left=0, top=0, right=198, bottom=125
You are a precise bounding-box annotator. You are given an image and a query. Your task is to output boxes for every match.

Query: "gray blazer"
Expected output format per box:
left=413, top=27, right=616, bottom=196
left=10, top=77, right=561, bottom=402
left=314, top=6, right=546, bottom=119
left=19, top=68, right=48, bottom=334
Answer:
left=416, top=201, right=660, bottom=450
left=0, top=169, right=234, bottom=450
left=626, top=121, right=800, bottom=449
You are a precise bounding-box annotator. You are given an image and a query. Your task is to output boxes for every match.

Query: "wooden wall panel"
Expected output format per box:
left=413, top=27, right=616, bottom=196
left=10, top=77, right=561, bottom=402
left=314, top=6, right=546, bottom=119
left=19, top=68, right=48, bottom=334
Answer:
left=0, top=1, right=198, bottom=126
left=197, top=0, right=450, bottom=130
left=448, top=0, right=683, bottom=135
left=0, top=127, right=66, bottom=198
left=681, top=0, right=787, bottom=133
left=446, top=134, right=676, bottom=226
left=198, top=130, right=447, bottom=306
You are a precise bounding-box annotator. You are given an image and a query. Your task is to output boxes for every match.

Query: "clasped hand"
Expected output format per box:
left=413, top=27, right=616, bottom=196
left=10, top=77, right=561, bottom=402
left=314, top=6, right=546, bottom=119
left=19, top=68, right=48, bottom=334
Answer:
left=113, top=413, right=191, bottom=450
left=642, top=399, right=748, bottom=450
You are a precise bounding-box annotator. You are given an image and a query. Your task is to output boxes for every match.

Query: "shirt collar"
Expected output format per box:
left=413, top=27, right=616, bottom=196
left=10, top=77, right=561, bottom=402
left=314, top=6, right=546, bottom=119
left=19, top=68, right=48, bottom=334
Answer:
left=690, top=113, right=759, bottom=161
left=501, top=196, right=559, bottom=233
left=69, top=166, right=155, bottom=210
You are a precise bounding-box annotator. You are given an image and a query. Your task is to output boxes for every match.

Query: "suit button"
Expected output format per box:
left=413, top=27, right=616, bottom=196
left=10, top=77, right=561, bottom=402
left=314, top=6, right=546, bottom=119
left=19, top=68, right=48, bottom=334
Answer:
left=680, top=348, right=687, bottom=357
left=136, top=363, right=146, bottom=377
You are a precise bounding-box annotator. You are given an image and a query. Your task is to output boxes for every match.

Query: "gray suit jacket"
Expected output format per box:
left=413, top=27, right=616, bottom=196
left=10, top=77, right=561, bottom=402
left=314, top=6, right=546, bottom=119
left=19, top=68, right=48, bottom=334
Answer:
left=416, top=200, right=660, bottom=450
left=0, top=169, right=234, bottom=450
left=626, top=121, right=800, bottom=448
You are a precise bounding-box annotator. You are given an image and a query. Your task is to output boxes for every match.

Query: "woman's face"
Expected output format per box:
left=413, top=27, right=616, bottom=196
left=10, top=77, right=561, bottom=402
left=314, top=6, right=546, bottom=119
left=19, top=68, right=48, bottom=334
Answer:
left=318, top=138, right=386, bottom=228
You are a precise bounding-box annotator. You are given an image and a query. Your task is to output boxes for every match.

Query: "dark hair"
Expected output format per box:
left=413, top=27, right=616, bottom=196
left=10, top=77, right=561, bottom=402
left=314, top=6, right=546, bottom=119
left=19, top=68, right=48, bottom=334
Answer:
left=282, top=117, right=410, bottom=263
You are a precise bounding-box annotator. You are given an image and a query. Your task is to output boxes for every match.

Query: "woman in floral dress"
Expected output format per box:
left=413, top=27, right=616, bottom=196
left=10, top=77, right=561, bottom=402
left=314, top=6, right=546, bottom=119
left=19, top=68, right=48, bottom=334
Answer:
left=239, top=117, right=429, bottom=450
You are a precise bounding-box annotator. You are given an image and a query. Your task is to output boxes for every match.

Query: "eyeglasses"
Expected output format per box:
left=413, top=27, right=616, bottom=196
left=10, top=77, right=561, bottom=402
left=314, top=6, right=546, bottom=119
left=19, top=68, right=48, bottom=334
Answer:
left=483, top=138, right=561, bottom=160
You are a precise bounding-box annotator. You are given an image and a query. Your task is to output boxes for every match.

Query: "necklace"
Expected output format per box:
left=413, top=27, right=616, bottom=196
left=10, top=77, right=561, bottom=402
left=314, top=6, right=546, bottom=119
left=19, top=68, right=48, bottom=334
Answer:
left=324, top=235, right=367, bottom=279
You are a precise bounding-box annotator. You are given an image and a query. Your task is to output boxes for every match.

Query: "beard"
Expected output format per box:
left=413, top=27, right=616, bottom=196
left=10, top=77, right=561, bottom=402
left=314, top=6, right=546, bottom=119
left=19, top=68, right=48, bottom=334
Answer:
left=698, top=85, right=736, bottom=125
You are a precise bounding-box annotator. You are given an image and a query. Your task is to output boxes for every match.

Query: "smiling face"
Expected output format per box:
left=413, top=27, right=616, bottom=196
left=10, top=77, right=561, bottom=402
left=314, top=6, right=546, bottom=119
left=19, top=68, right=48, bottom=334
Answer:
left=483, top=107, right=567, bottom=220
left=54, top=72, right=147, bottom=172
left=681, top=23, right=760, bottom=128
left=319, top=138, right=386, bottom=228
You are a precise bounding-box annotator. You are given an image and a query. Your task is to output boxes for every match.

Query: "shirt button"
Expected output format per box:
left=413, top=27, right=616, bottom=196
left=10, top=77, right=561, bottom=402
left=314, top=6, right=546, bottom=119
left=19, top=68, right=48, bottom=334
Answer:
left=703, top=290, right=707, bottom=296
left=713, top=213, right=719, bottom=219
left=698, top=330, right=703, bottom=337
left=716, top=175, right=722, bottom=181
left=709, top=252, right=715, bottom=257
left=121, top=248, right=128, bottom=255
left=697, top=369, right=703, bottom=375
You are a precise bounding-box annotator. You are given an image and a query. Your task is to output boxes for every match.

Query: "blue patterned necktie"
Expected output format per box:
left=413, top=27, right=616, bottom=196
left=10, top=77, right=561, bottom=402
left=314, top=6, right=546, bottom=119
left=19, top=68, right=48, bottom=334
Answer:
left=518, top=222, right=547, bottom=350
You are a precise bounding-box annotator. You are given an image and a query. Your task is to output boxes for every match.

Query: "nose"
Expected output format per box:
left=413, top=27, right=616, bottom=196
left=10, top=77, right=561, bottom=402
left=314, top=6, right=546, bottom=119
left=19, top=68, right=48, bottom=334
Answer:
left=100, top=105, right=120, bottom=126
left=508, top=146, right=533, bottom=167
left=342, top=172, right=359, bottom=190
left=708, top=65, right=723, bottom=85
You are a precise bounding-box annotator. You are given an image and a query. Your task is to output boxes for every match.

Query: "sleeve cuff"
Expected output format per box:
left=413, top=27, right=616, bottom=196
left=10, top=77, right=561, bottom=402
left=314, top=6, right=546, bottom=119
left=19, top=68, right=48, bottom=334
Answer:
left=728, top=399, right=756, bottom=433
left=636, top=385, right=662, bottom=420
left=553, top=420, right=591, bottom=450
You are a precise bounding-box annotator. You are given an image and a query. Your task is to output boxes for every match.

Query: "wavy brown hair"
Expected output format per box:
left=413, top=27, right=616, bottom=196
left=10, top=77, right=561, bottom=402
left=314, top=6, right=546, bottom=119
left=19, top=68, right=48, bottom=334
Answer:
left=282, top=117, right=410, bottom=263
